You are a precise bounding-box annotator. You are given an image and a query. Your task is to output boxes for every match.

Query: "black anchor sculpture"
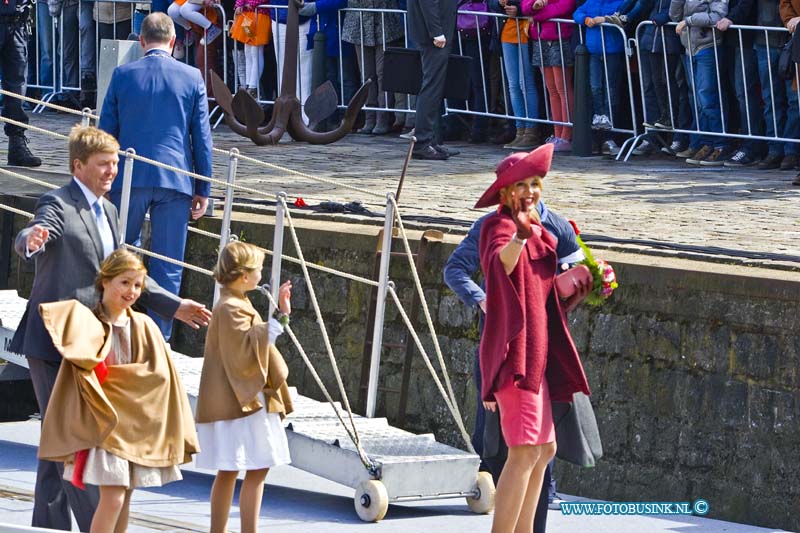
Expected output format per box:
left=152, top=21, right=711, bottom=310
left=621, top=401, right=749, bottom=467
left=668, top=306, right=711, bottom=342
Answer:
left=210, top=0, right=372, bottom=145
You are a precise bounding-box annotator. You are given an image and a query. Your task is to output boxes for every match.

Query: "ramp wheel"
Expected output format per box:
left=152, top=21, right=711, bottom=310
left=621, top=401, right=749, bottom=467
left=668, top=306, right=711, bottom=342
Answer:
left=354, top=480, right=389, bottom=522
left=467, top=471, right=495, bottom=514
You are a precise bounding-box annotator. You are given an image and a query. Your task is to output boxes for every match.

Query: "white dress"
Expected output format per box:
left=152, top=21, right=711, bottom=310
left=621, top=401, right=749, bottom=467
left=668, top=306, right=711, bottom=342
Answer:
left=194, top=318, right=292, bottom=471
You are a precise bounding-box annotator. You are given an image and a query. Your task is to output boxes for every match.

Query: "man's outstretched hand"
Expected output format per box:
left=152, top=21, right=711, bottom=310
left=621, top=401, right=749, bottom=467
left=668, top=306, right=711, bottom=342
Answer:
left=174, top=299, right=212, bottom=329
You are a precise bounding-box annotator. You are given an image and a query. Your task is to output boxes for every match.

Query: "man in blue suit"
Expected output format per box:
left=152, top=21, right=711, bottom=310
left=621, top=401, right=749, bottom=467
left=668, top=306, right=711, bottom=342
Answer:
left=99, top=12, right=214, bottom=339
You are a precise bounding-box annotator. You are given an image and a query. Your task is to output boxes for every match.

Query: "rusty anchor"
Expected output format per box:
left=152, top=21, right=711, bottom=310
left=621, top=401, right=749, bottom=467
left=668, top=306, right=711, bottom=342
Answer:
left=210, top=0, right=372, bottom=145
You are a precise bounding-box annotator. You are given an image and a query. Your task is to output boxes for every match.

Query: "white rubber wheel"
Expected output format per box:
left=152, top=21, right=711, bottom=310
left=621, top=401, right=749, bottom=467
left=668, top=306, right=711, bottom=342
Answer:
left=354, top=480, right=389, bottom=522
left=467, top=471, right=496, bottom=514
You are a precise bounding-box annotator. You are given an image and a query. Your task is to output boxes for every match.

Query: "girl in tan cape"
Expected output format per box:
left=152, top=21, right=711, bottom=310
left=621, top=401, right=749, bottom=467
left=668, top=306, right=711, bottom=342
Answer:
left=37, top=249, right=199, bottom=533
left=195, top=241, right=295, bottom=533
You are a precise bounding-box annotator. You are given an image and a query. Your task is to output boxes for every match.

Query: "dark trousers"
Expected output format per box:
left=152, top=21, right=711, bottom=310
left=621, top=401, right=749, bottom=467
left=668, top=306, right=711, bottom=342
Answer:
left=414, top=39, right=452, bottom=148
left=28, top=357, right=99, bottom=531
left=1, top=20, right=30, bottom=137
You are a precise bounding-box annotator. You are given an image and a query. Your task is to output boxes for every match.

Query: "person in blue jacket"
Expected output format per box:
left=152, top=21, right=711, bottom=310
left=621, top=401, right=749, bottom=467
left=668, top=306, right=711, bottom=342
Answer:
left=618, top=0, right=691, bottom=156
left=573, top=0, right=627, bottom=155
left=444, top=198, right=585, bottom=531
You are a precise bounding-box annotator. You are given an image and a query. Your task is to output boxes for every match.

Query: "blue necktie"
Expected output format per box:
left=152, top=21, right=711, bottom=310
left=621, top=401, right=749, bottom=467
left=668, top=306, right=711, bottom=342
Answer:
left=93, top=201, right=115, bottom=259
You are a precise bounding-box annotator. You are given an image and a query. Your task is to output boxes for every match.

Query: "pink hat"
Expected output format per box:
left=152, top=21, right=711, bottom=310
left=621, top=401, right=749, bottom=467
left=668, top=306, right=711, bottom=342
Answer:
left=474, top=144, right=554, bottom=209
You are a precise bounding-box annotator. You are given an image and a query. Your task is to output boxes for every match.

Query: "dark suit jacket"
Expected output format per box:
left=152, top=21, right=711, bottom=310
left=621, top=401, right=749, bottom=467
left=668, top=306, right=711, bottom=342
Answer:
left=9, top=179, right=181, bottom=362
left=407, top=0, right=459, bottom=46
left=98, top=49, right=213, bottom=198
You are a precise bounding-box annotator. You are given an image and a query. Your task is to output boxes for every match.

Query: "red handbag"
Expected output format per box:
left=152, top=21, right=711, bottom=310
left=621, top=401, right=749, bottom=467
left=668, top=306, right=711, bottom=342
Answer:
left=555, top=264, right=592, bottom=300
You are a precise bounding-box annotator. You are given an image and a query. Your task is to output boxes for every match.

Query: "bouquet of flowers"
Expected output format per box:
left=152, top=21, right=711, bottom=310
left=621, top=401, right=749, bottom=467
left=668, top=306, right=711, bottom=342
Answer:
left=569, top=221, right=618, bottom=306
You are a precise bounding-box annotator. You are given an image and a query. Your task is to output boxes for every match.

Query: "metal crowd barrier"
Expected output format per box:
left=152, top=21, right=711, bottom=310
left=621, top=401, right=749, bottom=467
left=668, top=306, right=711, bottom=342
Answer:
left=625, top=21, right=800, bottom=161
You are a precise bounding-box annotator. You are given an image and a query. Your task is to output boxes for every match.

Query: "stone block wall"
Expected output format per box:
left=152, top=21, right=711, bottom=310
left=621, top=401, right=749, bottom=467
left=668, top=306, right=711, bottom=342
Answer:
left=4, top=210, right=798, bottom=531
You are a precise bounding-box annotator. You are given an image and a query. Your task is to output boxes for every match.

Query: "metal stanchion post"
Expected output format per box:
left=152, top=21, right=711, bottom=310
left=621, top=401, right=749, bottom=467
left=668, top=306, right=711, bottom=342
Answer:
left=366, top=192, right=395, bottom=418
left=117, top=148, right=135, bottom=247
left=214, top=148, right=238, bottom=305
left=269, top=192, right=287, bottom=317
left=572, top=43, right=593, bottom=157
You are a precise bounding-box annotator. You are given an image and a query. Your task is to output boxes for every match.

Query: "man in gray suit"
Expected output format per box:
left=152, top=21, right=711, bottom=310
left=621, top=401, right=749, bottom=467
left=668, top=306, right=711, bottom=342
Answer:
left=10, top=125, right=211, bottom=531
left=407, top=0, right=459, bottom=160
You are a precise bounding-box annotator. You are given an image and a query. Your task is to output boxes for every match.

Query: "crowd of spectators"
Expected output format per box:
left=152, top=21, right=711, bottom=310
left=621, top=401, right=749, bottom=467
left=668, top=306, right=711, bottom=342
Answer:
left=12, top=0, right=800, bottom=183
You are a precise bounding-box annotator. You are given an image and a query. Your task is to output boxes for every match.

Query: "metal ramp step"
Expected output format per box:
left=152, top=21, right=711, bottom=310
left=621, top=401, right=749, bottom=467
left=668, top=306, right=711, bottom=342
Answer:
left=0, top=290, right=488, bottom=522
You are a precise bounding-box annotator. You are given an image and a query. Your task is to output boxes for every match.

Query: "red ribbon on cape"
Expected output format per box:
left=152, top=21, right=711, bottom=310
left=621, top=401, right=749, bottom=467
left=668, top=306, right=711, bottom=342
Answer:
left=71, top=359, right=108, bottom=490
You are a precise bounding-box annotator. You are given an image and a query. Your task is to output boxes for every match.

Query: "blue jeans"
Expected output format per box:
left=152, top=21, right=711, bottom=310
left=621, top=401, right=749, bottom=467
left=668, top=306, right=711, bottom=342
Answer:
left=35, top=1, right=55, bottom=89
left=110, top=187, right=192, bottom=340
left=462, top=37, right=490, bottom=134
left=501, top=42, right=538, bottom=127
left=589, top=52, right=622, bottom=121
left=726, top=45, right=764, bottom=155
left=683, top=48, right=726, bottom=150
left=755, top=43, right=800, bottom=157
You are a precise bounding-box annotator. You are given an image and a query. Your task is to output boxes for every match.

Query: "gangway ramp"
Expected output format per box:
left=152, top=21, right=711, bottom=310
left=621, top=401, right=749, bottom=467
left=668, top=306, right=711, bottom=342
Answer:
left=0, top=289, right=491, bottom=523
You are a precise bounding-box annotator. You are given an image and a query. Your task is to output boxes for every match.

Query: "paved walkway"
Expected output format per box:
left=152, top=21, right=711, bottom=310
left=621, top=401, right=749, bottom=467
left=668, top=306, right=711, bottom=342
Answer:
left=0, top=420, right=789, bottom=532
left=2, top=111, right=799, bottom=269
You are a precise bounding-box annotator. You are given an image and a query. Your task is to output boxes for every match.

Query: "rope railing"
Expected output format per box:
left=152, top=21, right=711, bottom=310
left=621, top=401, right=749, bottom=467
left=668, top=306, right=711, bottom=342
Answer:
left=276, top=195, right=369, bottom=457
left=387, top=195, right=473, bottom=452
left=386, top=285, right=475, bottom=454
left=187, top=227, right=379, bottom=287
left=257, top=285, right=377, bottom=473
left=0, top=203, right=34, bottom=219
left=0, top=167, right=58, bottom=191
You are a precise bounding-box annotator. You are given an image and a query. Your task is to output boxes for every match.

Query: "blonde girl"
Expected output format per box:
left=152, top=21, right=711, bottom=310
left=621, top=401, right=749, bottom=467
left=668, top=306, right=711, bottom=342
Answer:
left=195, top=241, right=294, bottom=533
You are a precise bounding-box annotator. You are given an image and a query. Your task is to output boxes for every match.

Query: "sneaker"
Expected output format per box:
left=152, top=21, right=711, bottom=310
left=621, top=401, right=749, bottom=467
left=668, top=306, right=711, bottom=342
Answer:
left=553, top=137, right=572, bottom=152
left=594, top=114, right=612, bottom=130
left=757, top=153, right=782, bottom=170
left=548, top=496, right=566, bottom=511
left=631, top=139, right=654, bottom=156
left=685, top=145, right=712, bottom=164
left=698, top=148, right=726, bottom=166
left=662, top=140, right=686, bottom=156
left=723, top=150, right=758, bottom=167
left=400, top=127, right=415, bottom=140
left=675, top=146, right=697, bottom=158
left=544, top=135, right=557, bottom=144
left=601, top=139, right=620, bottom=156
left=591, top=114, right=601, bottom=126
left=654, top=116, right=673, bottom=129
left=780, top=153, right=798, bottom=170
left=200, top=24, right=222, bottom=46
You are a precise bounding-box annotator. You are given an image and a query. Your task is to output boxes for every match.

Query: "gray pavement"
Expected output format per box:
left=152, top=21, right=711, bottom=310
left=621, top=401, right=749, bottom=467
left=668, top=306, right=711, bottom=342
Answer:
left=0, top=420, right=789, bottom=532
left=2, top=111, right=799, bottom=269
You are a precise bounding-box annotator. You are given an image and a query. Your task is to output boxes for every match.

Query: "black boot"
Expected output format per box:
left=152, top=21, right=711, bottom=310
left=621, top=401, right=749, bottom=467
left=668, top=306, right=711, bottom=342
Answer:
left=8, top=134, right=42, bottom=167
left=80, top=72, right=97, bottom=110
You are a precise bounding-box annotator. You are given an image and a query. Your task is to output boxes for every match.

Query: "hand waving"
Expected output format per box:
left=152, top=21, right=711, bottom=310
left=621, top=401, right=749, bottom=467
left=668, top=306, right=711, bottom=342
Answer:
left=512, top=193, right=534, bottom=239
left=278, top=280, right=292, bottom=315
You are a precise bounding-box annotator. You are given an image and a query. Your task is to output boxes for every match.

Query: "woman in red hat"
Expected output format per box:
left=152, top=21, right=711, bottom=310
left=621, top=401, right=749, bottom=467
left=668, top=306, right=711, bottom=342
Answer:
left=477, top=143, right=591, bottom=532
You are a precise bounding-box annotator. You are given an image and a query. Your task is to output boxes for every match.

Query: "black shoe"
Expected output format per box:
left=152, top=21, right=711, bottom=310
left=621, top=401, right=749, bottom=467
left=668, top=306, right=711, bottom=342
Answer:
left=412, top=145, right=448, bottom=160
left=723, top=150, right=758, bottom=167
left=757, top=153, right=783, bottom=170
left=80, top=72, right=97, bottom=109
left=793, top=174, right=800, bottom=186
left=434, top=144, right=459, bottom=157
left=780, top=154, right=798, bottom=170
left=8, top=134, right=42, bottom=167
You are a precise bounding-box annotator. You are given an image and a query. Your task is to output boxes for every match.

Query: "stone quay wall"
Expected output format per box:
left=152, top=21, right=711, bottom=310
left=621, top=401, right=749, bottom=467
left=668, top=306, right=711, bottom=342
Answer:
left=4, top=210, right=799, bottom=531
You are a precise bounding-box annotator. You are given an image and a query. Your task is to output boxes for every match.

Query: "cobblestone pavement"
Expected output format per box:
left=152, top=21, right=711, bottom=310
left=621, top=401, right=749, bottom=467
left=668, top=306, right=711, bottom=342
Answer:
left=3, top=110, right=800, bottom=267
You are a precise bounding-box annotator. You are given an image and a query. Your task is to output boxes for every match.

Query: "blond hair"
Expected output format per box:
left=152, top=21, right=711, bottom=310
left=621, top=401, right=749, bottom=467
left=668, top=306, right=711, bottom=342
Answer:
left=96, top=248, right=147, bottom=294
left=499, top=176, right=543, bottom=222
left=68, top=125, right=120, bottom=173
left=141, top=12, right=175, bottom=45
left=214, top=241, right=265, bottom=285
